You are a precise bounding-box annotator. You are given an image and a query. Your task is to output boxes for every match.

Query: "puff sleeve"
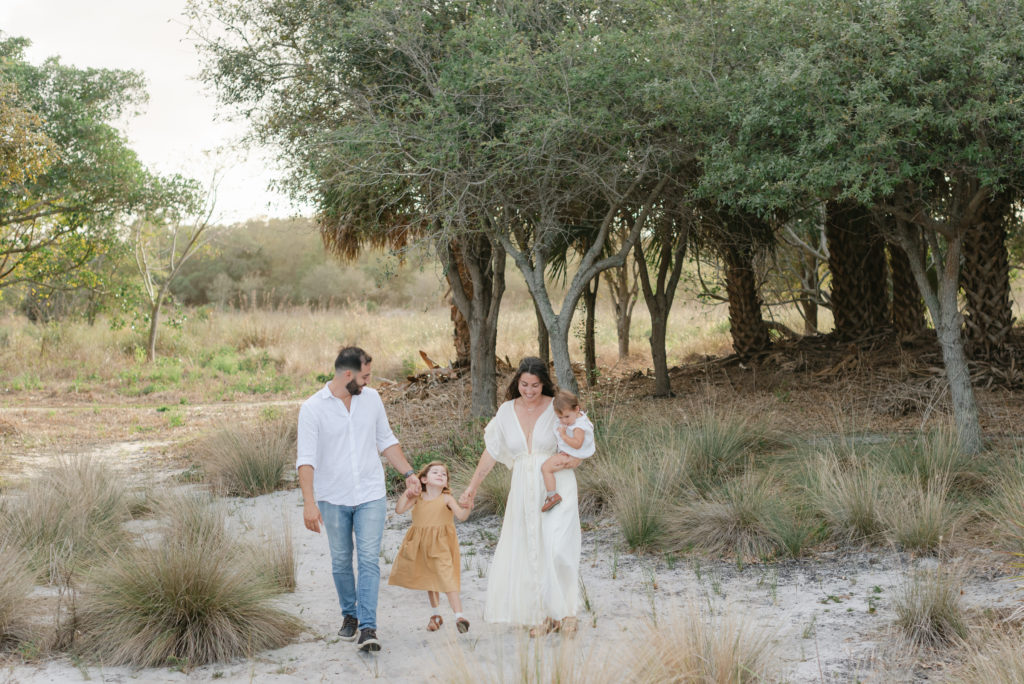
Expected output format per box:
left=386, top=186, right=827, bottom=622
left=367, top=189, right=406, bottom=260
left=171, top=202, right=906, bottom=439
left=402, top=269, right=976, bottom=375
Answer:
left=484, top=407, right=514, bottom=468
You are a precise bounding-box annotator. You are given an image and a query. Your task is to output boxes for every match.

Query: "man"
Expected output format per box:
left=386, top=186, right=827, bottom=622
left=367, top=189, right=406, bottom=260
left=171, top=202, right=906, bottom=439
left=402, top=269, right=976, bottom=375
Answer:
left=297, top=346, right=421, bottom=652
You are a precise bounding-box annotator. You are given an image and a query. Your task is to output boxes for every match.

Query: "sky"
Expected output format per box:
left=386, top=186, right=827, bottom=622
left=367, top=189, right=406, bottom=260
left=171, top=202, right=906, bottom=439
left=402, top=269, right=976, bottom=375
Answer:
left=1, top=0, right=310, bottom=224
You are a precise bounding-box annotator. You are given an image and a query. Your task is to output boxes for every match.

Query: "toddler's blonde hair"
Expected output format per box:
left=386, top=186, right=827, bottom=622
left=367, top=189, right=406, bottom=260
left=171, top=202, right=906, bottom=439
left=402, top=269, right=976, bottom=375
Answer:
left=552, top=389, right=580, bottom=413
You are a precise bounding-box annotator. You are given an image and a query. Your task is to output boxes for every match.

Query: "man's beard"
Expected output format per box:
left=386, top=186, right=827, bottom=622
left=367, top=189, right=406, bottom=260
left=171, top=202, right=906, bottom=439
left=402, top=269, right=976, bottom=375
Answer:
left=346, top=378, right=363, bottom=395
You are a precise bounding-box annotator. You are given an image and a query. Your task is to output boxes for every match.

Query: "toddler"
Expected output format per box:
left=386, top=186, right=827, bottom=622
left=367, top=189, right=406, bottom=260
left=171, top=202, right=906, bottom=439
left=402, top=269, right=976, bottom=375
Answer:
left=541, top=390, right=594, bottom=512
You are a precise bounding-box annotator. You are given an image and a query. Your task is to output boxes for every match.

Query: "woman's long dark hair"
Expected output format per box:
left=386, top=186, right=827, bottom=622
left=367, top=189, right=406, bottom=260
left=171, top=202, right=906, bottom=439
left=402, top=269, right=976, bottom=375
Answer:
left=504, top=356, right=557, bottom=401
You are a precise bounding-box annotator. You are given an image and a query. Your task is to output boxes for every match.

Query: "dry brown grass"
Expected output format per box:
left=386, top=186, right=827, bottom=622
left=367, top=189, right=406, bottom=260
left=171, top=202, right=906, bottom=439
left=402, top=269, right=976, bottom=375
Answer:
left=0, top=546, right=34, bottom=647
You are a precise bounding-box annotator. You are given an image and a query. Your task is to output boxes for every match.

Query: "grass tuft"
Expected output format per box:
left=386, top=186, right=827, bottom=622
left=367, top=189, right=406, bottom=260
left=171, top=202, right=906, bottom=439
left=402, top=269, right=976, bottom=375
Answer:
left=625, top=604, right=778, bottom=682
left=955, top=628, right=1024, bottom=683
left=1, top=457, right=131, bottom=582
left=78, top=496, right=301, bottom=668
left=893, top=566, right=967, bottom=649
left=807, top=452, right=887, bottom=544
left=883, top=476, right=960, bottom=553
left=667, top=472, right=792, bottom=560
left=683, top=409, right=779, bottom=492
left=0, top=546, right=34, bottom=647
left=195, top=413, right=296, bottom=497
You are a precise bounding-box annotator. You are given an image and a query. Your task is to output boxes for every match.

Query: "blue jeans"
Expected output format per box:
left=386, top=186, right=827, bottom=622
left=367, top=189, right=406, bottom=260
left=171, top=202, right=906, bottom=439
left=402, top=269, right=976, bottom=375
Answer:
left=319, top=497, right=387, bottom=630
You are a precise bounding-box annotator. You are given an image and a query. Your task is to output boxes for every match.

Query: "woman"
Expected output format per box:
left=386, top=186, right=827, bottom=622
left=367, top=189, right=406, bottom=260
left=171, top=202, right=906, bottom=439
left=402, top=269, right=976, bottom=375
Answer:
left=458, top=357, right=583, bottom=633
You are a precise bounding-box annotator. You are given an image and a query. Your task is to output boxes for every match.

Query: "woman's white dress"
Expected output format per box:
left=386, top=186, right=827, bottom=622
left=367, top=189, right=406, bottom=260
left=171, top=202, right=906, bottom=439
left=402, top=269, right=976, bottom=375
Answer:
left=483, top=399, right=581, bottom=625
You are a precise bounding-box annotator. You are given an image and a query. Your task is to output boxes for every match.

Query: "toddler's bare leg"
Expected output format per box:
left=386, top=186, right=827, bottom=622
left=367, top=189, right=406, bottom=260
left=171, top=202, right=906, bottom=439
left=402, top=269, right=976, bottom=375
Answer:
left=541, top=457, right=558, bottom=494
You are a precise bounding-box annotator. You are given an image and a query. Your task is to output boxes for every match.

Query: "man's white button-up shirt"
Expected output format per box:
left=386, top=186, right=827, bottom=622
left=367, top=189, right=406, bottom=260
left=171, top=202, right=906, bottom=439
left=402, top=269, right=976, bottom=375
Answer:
left=296, top=384, right=400, bottom=506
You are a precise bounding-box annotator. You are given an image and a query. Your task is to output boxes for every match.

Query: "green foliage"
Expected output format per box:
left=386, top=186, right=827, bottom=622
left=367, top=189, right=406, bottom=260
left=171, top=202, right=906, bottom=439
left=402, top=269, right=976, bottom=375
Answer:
left=0, top=34, right=196, bottom=309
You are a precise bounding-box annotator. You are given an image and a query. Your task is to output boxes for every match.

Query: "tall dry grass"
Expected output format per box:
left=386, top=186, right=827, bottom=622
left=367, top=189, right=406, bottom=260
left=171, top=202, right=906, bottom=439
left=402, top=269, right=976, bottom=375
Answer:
left=806, top=452, right=887, bottom=544
left=1, top=457, right=131, bottom=582
left=955, top=627, right=1024, bottom=683
left=193, top=412, right=297, bottom=497
left=883, top=476, right=961, bottom=553
left=77, top=494, right=301, bottom=668
left=0, top=546, right=34, bottom=647
left=893, top=566, right=968, bottom=650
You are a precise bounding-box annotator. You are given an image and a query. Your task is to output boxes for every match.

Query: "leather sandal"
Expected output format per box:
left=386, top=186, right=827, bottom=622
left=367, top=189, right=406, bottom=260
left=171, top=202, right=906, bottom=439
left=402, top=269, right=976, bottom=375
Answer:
left=456, top=617, right=470, bottom=633
left=427, top=614, right=443, bottom=631
left=529, top=617, right=560, bottom=637
left=541, top=493, right=562, bottom=512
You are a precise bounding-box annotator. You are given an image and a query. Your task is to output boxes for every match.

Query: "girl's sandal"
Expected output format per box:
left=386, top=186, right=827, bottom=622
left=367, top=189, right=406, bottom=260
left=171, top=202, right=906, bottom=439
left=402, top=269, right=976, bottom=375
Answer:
left=456, top=617, right=470, bottom=633
left=427, top=615, right=443, bottom=631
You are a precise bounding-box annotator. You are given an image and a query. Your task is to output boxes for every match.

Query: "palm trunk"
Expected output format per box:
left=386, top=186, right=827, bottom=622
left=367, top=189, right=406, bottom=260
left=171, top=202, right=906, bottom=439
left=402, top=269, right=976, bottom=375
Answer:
left=888, top=242, right=926, bottom=338
left=825, top=201, right=889, bottom=340
left=962, top=192, right=1014, bottom=361
left=722, top=243, right=769, bottom=358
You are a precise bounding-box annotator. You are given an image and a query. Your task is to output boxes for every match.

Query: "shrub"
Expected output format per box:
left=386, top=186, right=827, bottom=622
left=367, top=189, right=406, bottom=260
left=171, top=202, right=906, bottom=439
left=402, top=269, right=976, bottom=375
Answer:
left=624, top=604, right=778, bottom=682
left=77, top=499, right=302, bottom=668
left=986, top=468, right=1024, bottom=552
left=683, top=409, right=780, bottom=492
left=883, top=476, right=960, bottom=553
left=613, top=474, right=670, bottom=553
left=249, top=520, right=296, bottom=594
left=1, top=457, right=131, bottom=582
left=198, top=414, right=297, bottom=497
left=0, top=546, right=34, bottom=647
left=667, top=472, right=792, bottom=560
left=893, top=566, right=967, bottom=649
left=807, top=453, right=887, bottom=544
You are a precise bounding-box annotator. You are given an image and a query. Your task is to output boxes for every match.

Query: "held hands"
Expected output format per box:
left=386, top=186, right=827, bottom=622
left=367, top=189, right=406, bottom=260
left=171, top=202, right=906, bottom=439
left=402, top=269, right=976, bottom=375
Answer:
left=458, top=488, right=476, bottom=509
left=405, top=473, right=422, bottom=497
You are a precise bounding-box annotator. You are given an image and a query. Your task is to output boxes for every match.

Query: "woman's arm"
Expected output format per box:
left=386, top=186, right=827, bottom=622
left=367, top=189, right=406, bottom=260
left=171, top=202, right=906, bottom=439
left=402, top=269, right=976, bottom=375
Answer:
left=458, top=450, right=497, bottom=508
left=444, top=494, right=472, bottom=521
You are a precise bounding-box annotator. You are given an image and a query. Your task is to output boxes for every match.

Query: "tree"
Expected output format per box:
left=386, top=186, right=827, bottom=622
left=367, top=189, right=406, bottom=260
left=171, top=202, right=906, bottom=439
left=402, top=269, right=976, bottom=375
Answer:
left=0, top=35, right=165, bottom=298
left=133, top=177, right=210, bottom=361
left=697, top=0, right=1024, bottom=453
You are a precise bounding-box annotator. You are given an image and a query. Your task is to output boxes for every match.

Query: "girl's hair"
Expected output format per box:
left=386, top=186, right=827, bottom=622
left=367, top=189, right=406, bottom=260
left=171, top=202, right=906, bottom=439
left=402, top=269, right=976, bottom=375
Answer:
left=552, top=389, right=580, bottom=413
left=504, top=356, right=557, bottom=401
left=416, top=460, right=451, bottom=495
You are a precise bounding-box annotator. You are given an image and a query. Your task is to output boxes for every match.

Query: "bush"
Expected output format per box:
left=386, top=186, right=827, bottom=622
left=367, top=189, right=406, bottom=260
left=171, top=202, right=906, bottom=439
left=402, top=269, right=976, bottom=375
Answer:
left=197, top=414, right=297, bottom=497
left=684, top=409, right=781, bottom=492
left=1, top=457, right=131, bottom=582
left=893, top=566, right=967, bottom=649
left=78, top=498, right=302, bottom=668
left=667, top=472, right=794, bottom=560
left=624, top=604, right=778, bottom=682
left=249, top=520, right=296, bottom=594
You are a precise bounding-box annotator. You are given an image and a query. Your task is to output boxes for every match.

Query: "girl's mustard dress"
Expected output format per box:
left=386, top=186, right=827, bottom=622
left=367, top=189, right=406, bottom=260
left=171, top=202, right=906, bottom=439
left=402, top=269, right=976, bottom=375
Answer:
left=388, top=495, right=460, bottom=592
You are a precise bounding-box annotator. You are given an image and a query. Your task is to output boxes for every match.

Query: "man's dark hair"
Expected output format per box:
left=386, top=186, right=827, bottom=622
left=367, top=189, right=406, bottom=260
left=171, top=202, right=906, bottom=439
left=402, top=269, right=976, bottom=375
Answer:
left=335, top=346, right=371, bottom=373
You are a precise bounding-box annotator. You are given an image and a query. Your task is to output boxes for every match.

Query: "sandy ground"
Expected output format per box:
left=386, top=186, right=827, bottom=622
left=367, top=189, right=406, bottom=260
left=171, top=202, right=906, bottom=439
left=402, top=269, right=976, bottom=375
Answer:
left=2, top=446, right=1020, bottom=683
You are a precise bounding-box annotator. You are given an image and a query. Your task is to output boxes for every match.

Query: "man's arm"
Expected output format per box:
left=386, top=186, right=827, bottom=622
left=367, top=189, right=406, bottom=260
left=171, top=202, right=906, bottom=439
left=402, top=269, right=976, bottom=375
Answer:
left=298, top=464, right=322, bottom=533
left=382, top=443, right=421, bottom=496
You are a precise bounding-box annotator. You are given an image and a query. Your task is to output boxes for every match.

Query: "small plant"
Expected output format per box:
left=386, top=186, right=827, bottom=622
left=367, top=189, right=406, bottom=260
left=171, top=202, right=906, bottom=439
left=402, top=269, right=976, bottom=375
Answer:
left=195, top=413, right=297, bottom=497
left=955, top=629, right=1024, bottom=683
left=667, top=471, right=791, bottom=560
left=77, top=498, right=302, bottom=668
left=883, top=476, right=960, bottom=553
left=251, top=520, right=296, bottom=594
left=893, top=566, right=967, bottom=649
left=1, top=456, right=132, bottom=582
left=623, top=604, right=778, bottom=682
left=807, top=452, right=886, bottom=543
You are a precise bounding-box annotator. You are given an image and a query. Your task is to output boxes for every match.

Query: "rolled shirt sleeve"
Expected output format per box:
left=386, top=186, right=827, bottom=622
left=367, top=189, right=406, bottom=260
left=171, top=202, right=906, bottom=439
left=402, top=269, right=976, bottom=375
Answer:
left=373, top=391, right=400, bottom=453
left=296, top=401, right=319, bottom=470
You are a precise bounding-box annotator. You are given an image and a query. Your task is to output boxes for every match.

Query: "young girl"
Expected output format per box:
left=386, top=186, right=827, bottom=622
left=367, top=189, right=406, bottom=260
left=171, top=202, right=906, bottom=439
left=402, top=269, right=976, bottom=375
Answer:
left=388, top=461, right=472, bottom=632
left=541, top=390, right=595, bottom=512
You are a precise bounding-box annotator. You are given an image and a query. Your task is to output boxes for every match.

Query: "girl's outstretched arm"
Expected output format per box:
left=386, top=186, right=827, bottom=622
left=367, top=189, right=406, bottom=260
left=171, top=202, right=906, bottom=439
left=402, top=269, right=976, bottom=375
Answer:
left=458, top=450, right=496, bottom=508
left=395, top=487, right=418, bottom=514
left=444, top=493, right=471, bottom=521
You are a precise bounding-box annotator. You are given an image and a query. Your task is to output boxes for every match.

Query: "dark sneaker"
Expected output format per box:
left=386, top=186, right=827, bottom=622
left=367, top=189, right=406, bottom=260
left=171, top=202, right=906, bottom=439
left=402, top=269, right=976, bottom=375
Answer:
left=357, top=628, right=381, bottom=652
left=337, top=615, right=359, bottom=641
